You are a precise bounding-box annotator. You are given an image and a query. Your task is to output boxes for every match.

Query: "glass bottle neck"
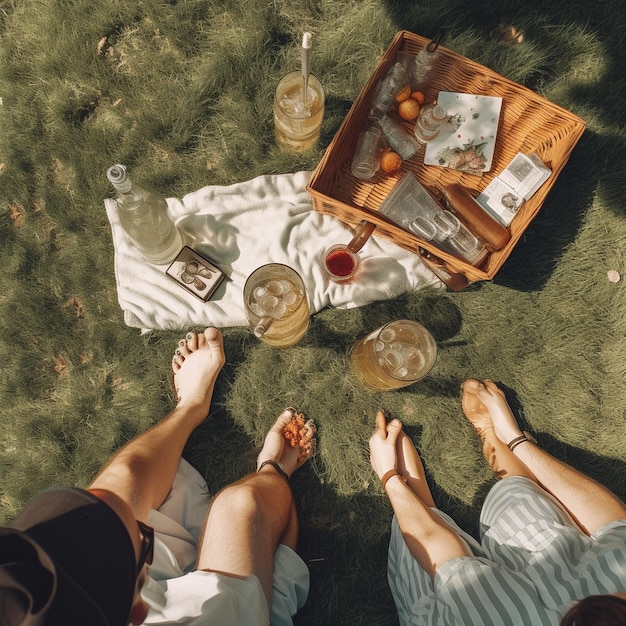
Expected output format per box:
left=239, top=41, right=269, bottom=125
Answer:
left=107, top=164, right=133, bottom=193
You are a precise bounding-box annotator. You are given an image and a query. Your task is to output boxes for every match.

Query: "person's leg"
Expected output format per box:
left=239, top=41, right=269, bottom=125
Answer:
left=370, top=412, right=472, bottom=577
left=196, top=409, right=315, bottom=609
left=395, top=429, right=436, bottom=507
left=467, top=379, right=626, bottom=535
left=89, top=328, right=225, bottom=522
left=462, top=379, right=537, bottom=481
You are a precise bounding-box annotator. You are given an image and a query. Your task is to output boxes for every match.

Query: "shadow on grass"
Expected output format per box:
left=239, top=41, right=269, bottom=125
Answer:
left=310, top=290, right=464, bottom=346
left=493, top=130, right=604, bottom=292
left=186, top=375, right=626, bottom=626
left=292, top=466, right=400, bottom=626
left=320, top=94, right=355, bottom=147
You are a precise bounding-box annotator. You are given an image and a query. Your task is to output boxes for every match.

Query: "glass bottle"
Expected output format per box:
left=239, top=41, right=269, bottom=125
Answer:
left=400, top=34, right=442, bottom=91
left=378, top=115, right=420, bottom=160
left=413, top=102, right=449, bottom=143
left=107, top=164, right=183, bottom=265
left=369, top=62, right=409, bottom=117
left=412, top=46, right=439, bottom=87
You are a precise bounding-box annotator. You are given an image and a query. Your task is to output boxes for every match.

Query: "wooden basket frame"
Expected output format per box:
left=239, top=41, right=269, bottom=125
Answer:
left=307, top=30, right=586, bottom=285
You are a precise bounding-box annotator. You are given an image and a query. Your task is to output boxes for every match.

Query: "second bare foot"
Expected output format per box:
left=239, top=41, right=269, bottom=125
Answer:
left=257, top=408, right=316, bottom=478
left=172, top=328, right=225, bottom=421
left=462, top=379, right=523, bottom=446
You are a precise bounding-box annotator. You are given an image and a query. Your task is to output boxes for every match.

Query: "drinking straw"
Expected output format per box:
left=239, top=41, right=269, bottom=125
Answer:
left=254, top=316, right=273, bottom=338
left=301, top=31, right=312, bottom=100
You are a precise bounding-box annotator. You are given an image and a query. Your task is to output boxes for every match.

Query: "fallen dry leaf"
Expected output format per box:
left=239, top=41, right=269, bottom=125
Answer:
left=53, top=355, right=69, bottom=378
left=97, top=36, right=108, bottom=55
left=9, top=202, right=24, bottom=227
left=112, top=377, right=133, bottom=391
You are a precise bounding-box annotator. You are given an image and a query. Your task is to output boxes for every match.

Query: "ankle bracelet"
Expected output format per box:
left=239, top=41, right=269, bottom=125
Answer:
left=257, top=460, right=290, bottom=482
left=507, top=431, right=537, bottom=452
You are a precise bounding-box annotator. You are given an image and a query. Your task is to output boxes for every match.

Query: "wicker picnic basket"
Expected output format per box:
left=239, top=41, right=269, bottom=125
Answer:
left=307, top=30, right=586, bottom=287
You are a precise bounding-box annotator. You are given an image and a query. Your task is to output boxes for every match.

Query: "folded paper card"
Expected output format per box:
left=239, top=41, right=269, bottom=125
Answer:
left=477, top=152, right=552, bottom=225
left=424, top=92, right=503, bottom=174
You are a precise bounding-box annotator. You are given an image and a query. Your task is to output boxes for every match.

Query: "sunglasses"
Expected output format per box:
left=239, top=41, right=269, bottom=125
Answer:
left=136, top=520, right=154, bottom=578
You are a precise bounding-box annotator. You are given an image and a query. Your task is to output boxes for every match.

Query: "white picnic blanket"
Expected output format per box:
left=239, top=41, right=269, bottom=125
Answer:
left=104, top=171, right=441, bottom=331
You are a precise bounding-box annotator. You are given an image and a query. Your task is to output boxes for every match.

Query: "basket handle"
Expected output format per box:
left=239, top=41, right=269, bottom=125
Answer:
left=347, top=220, right=376, bottom=254
left=426, top=31, right=444, bottom=53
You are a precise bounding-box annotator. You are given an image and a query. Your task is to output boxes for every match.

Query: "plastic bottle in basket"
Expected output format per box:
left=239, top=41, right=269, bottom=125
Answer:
left=107, top=164, right=183, bottom=265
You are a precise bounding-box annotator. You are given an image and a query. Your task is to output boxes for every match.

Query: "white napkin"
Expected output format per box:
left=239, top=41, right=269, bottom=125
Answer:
left=105, top=171, right=440, bottom=331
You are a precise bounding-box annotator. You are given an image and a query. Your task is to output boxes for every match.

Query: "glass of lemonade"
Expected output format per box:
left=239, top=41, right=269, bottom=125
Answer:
left=350, top=320, right=437, bottom=390
left=243, top=264, right=310, bottom=348
left=273, top=71, right=325, bottom=152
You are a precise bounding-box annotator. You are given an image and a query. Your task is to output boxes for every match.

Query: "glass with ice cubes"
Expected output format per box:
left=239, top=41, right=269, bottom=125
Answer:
left=273, top=71, right=325, bottom=152
left=350, top=320, right=437, bottom=390
left=243, top=264, right=310, bottom=347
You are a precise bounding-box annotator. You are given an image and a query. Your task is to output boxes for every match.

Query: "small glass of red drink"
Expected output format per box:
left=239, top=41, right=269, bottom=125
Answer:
left=321, top=220, right=375, bottom=284
left=322, top=245, right=359, bottom=283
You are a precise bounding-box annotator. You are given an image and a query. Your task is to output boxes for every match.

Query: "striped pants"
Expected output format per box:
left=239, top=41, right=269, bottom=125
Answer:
left=387, top=476, right=626, bottom=626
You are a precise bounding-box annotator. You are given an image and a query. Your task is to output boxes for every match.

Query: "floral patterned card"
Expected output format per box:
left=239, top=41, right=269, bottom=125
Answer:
left=423, top=92, right=503, bottom=175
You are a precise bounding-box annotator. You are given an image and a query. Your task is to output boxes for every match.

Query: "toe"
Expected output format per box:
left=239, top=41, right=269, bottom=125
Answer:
left=297, top=420, right=317, bottom=466
left=185, top=332, right=199, bottom=351
left=461, top=378, right=482, bottom=394
left=482, top=380, right=504, bottom=399
left=303, top=418, right=316, bottom=439
left=178, top=338, right=192, bottom=357
left=273, top=407, right=295, bottom=431
left=461, top=381, right=479, bottom=413
left=203, top=327, right=224, bottom=355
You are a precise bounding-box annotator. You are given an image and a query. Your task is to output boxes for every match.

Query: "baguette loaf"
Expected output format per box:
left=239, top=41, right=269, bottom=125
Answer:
left=440, top=183, right=511, bottom=251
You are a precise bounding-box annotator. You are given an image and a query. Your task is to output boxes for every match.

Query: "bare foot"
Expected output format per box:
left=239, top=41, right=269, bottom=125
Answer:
left=257, top=408, right=316, bottom=478
left=462, top=379, right=523, bottom=446
left=395, top=430, right=435, bottom=507
left=172, top=328, right=225, bottom=420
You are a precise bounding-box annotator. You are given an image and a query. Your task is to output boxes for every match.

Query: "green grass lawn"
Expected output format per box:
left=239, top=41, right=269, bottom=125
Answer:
left=1, top=0, right=626, bottom=623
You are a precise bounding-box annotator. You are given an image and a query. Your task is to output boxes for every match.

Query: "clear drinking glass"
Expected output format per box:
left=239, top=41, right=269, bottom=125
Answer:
left=350, top=320, right=437, bottom=390
left=243, top=264, right=310, bottom=348
left=351, top=127, right=382, bottom=180
left=273, top=71, right=325, bottom=152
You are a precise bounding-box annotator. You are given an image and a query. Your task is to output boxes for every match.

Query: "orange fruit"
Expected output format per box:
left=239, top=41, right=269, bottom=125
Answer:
left=411, top=91, right=426, bottom=104
left=397, top=97, right=420, bottom=120
left=380, top=149, right=402, bottom=173
left=395, top=85, right=412, bottom=103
